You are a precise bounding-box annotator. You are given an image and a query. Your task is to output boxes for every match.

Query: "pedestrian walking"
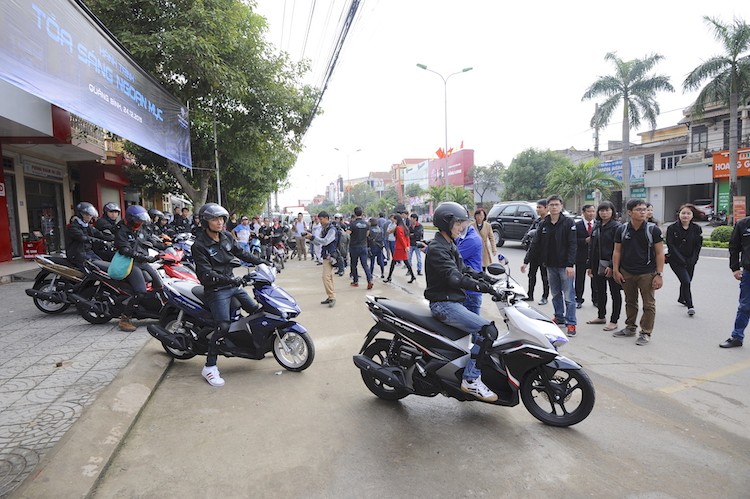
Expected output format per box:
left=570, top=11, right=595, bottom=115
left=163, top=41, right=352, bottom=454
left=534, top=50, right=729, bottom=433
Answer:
left=386, top=216, right=397, bottom=264
left=292, top=212, right=308, bottom=261
left=408, top=213, right=424, bottom=276
left=368, top=217, right=386, bottom=279
left=384, top=214, right=416, bottom=283
left=586, top=201, right=623, bottom=331
left=348, top=207, right=373, bottom=289
left=612, top=199, right=665, bottom=346
left=666, top=204, right=702, bottom=317
left=311, top=215, right=322, bottom=263
left=472, top=207, right=497, bottom=271
left=308, top=211, right=338, bottom=308
left=575, top=204, right=597, bottom=308
left=523, top=195, right=578, bottom=336
left=719, top=215, right=750, bottom=348
left=520, top=199, right=550, bottom=305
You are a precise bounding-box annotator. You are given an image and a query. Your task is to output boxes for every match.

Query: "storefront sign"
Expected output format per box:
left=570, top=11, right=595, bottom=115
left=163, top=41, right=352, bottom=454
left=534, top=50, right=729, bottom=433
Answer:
left=23, top=161, right=64, bottom=180
left=733, top=196, right=746, bottom=222
left=598, top=157, right=644, bottom=184
left=0, top=0, right=191, bottom=168
left=712, top=148, right=750, bottom=178
left=630, top=187, right=647, bottom=199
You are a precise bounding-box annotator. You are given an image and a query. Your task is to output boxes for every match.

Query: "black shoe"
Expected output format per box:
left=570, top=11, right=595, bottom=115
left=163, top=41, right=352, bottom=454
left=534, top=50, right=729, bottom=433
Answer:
left=417, top=271, right=422, bottom=276
left=576, top=302, right=583, bottom=309
left=678, top=298, right=687, bottom=306
left=719, top=337, right=743, bottom=348
left=383, top=278, right=391, bottom=283
left=408, top=277, right=416, bottom=283
left=320, top=298, right=332, bottom=305
left=521, top=296, right=534, bottom=302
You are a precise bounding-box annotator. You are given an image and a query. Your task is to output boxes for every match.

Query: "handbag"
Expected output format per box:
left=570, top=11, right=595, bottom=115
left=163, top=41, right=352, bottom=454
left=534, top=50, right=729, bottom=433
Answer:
left=108, top=251, right=134, bottom=280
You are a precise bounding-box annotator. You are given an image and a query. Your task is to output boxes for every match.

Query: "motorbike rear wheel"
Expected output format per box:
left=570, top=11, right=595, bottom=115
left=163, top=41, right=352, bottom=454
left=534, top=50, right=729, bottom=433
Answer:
left=158, top=314, right=197, bottom=360
left=360, top=339, right=409, bottom=401
left=32, top=274, right=70, bottom=314
left=272, top=331, right=314, bottom=371
left=76, top=285, right=114, bottom=324
left=520, top=366, right=595, bottom=427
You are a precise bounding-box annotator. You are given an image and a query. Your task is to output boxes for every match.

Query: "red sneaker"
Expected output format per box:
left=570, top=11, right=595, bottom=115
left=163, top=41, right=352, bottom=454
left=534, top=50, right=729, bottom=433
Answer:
left=566, top=325, right=577, bottom=336
left=350, top=282, right=359, bottom=287
left=367, top=281, right=374, bottom=290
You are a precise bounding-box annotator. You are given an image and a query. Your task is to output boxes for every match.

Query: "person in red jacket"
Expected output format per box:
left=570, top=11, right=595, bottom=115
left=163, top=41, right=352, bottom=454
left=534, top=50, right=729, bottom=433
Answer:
left=383, top=214, right=416, bottom=283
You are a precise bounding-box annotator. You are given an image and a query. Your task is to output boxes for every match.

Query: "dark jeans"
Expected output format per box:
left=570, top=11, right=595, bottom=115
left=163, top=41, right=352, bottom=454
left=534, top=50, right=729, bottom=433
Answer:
left=527, top=262, right=549, bottom=299
left=575, top=261, right=595, bottom=304
left=369, top=244, right=385, bottom=276
left=463, top=292, right=482, bottom=315
left=593, top=273, right=622, bottom=323
left=669, top=262, right=695, bottom=308
left=731, top=270, right=750, bottom=341
left=350, top=245, right=372, bottom=283
left=204, top=286, right=259, bottom=366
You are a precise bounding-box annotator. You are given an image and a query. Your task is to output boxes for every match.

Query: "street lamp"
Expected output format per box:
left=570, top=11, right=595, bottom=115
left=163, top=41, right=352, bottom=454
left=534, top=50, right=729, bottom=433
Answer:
left=416, top=63, right=473, bottom=186
left=334, top=147, right=362, bottom=204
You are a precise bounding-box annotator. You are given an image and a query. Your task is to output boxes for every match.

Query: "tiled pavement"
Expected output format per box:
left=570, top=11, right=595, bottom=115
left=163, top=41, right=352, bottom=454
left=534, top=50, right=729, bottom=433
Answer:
left=0, top=281, right=151, bottom=497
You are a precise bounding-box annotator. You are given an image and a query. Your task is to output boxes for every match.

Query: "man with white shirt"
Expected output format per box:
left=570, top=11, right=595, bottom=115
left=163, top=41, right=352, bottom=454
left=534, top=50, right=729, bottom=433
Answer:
left=575, top=204, right=597, bottom=309
left=292, top=212, right=308, bottom=260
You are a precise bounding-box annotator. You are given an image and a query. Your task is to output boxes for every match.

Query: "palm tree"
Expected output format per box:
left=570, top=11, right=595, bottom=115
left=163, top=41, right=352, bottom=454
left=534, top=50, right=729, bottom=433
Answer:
left=425, top=186, right=450, bottom=208
left=448, top=186, right=475, bottom=208
left=582, top=53, right=674, bottom=205
left=546, top=160, right=623, bottom=212
left=683, top=16, right=750, bottom=220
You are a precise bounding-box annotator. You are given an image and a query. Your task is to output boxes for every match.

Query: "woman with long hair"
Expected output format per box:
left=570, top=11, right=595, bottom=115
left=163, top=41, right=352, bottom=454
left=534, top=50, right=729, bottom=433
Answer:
left=383, top=214, right=416, bottom=283
left=586, top=201, right=623, bottom=331
left=666, top=203, right=703, bottom=316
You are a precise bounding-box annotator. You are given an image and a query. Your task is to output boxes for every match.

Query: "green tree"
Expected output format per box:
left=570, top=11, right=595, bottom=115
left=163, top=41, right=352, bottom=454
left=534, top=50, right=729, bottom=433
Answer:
left=87, top=0, right=319, bottom=211
left=404, top=184, right=425, bottom=198
left=425, top=186, right=451, bottom=208
left=448, top=186, right=475, bottom=207
left=502, top=149, right=571, bottom=200
left=546, top=159, right=623, bottom=212
left=582, top=52, right=674, bottom=203
left=470, top=161, right=504, bottom=206
left=370, top=188, right=399, bottom=217
left=683, top=16, right=750, bottom=220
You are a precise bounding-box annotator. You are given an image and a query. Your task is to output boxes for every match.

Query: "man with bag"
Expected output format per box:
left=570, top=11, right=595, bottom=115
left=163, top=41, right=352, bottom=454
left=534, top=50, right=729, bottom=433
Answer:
left=308, top=211, right=339, bottom=308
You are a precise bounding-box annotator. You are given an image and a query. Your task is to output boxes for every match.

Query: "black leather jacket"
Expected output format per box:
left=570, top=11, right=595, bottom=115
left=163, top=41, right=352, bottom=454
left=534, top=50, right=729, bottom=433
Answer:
left=192, top=230, right=265, bottom=289
left=424, top=233, right=486, bottom=303
left=588, top=219, right=621, bottom=270
left=65, top=217, right=113, bottom=267
left=94, top=215, right=118, bottom=236
left=114, top=221, right=152, bottom=263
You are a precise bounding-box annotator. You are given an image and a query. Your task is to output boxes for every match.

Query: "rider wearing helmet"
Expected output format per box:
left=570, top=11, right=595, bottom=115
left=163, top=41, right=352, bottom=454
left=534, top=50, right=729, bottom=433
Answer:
left=425, top=202, right=501, bottom=402
left=65, top=202, right=114, bottom=270
left=144, top=208, right=170, bottom=249
left=114, top=205, right=163, bottom=332
left=192, top=203, right=270, bottom=387
left=94, top=202, right=121, bottom=235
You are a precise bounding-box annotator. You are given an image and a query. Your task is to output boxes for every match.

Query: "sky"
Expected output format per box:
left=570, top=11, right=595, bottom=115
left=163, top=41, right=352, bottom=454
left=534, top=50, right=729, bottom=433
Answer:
left=251, top=0, right=750, bottom=209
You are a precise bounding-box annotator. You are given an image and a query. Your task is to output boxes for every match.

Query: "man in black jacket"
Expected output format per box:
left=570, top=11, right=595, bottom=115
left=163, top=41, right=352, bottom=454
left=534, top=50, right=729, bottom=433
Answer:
left=65, top=202, right=113, bottom=270
left=425, top=202, right=500, bottom=402
left=521, top=199, right=550, bottom=304
left=192, top=203, right=269, bottom=386
left=574, top=204, right=596, bottom=308
left=524, top=195, right=578, bottom=336
left=720, top=215, right=750, bottom=348
left=408, top=213, right=425, bottom=275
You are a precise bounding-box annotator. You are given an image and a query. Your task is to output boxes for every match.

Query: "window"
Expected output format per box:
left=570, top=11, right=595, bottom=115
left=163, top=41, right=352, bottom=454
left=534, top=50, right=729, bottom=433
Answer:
left=499, top=205, right=517, bottom=217
left=517, top=205, right=534, bottom=218
left=723, top=119, right=742, bottom=150
left=660, top=150, right=687, bottom=170
left=645, top=154, right=655, bottom=171
left=691, top=125, right=708, bottom=152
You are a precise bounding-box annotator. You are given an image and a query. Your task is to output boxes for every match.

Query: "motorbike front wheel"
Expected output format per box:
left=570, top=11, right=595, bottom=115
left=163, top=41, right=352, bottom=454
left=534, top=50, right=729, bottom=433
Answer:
left=360, top=339, right=409, bottom=401
left=32, top=275, right=70, bottom=314
left=273, top=331, right=314, bottom=371
left=520, top=366, right=595, bottom=427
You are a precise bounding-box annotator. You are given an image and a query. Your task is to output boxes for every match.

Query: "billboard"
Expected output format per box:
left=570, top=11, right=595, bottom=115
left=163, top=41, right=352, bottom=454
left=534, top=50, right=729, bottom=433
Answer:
left=0, top=0, right=191, bottom=167
left=428, top=149, right=474, bottom=187
left=598, top=156, right=644, bottom=185
left=712, top=148, right=750, bottom=178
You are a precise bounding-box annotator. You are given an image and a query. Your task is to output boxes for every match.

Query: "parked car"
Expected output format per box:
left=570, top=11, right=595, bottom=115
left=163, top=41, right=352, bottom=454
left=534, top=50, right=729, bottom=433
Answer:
left=487, top=201, right=538, bottom=247
left=692, top=199, right=713, bottom=220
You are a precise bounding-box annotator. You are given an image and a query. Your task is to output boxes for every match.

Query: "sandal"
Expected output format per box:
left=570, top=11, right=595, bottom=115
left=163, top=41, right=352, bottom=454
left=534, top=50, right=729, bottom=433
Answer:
left=602, top=323, right=618, bottom=331
left=586, top=318, right=606, bottom=324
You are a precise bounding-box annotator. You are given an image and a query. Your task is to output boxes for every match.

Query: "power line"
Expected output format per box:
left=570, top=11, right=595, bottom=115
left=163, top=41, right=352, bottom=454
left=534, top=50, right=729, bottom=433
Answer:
left=301, top=0, right=317, bottom=58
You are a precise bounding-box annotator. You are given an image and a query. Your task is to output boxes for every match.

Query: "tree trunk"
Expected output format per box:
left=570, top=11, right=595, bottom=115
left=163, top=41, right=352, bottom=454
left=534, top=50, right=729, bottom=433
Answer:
left=167, top=162, right=211, bottom=207
left=621, top=100, right=631, bottom=219
left=729, top=85, right=739, bottom=224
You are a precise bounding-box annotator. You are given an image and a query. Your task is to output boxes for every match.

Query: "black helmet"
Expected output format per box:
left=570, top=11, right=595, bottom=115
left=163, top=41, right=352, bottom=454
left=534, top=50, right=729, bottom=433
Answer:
left=125, top=205, right=150, bottom=226
left=433, top=202, right=469, bottom=235
left=147, top=208, right=165, bottom=221
left=76, top=202, right=98, bottom=219
left=198, top=203, right=229, bottom=228
left=103, top=202, right=121, bottom=213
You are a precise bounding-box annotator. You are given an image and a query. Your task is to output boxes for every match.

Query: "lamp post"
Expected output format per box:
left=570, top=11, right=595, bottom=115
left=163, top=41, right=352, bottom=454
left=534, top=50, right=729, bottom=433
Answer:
left=334, top=147, right=362, bottom=205
left=416, top=64, right=473, bottom=187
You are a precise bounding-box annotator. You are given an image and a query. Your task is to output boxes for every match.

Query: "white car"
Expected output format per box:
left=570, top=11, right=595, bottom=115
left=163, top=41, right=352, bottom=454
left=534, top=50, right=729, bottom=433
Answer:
left=692, top=199, right=713, bottom=220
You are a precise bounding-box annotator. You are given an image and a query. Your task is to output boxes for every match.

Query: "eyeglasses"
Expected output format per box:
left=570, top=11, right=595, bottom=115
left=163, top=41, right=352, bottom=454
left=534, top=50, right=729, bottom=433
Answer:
left=547, top=203, right=562, bottom=207
left=632, top=208, right=648, bottom=212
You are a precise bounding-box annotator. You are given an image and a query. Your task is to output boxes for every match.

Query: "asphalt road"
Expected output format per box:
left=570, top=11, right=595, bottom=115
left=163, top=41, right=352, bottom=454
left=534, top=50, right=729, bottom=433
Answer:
left=88, top=244, right=750, bottom=498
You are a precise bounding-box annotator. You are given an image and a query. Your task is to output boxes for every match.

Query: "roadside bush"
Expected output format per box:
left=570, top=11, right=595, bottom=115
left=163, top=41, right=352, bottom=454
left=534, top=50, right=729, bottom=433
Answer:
left=703, top=240, right=729, bottom=249
left=710, top=226, right=733, bottom=242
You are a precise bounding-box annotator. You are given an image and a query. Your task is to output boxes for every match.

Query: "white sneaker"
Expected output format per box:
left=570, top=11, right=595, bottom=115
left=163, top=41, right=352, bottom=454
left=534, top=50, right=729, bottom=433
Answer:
left=460, top=377, right=498, bottom=402
left=201, top=365, right=225, bottom=387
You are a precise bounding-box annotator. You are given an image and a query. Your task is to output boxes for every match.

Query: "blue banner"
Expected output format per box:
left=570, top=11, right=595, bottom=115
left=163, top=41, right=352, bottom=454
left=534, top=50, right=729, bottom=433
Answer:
left=0, top=0, right=191, bottom=168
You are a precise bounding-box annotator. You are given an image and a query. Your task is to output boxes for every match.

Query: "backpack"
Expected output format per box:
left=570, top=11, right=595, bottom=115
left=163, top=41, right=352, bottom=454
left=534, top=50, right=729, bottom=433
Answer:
left=337, top=226, right=349, bottom=252
left=370, top=226, right=384, bottom=247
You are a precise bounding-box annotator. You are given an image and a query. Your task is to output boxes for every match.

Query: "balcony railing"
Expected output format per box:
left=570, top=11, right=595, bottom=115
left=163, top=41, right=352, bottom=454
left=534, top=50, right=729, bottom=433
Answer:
left=70, top=114, right=106, bottom=149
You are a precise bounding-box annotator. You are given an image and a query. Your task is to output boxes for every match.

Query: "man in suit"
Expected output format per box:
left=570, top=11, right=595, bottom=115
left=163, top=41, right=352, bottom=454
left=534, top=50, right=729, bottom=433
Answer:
left=575, top=204, right=597, bottom=309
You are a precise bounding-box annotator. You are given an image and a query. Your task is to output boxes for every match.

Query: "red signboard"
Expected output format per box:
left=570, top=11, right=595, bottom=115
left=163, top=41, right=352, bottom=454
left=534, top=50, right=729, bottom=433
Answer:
left=427, top=149, right=475, bottom=187
left=712, top=148, right=750, bottom=178
left=733, top=196, right=747, bottom=222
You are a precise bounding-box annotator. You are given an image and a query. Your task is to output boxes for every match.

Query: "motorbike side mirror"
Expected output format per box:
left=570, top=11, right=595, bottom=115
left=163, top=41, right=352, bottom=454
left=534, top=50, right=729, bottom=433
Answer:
left=487, top=263, right=506, bottom=275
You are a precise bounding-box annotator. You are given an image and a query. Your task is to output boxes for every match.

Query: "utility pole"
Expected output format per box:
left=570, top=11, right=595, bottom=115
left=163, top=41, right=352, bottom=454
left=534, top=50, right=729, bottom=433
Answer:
left=593, top=103, right=600, bottom=158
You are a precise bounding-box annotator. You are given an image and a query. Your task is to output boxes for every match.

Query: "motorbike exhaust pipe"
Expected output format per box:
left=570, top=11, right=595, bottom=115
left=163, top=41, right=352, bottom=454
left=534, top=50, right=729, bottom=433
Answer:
left=147, top=324, right=188, bottom=350
left=25, top=289, right=65, bottom=303
left=353, top=355, right=411, bottom=392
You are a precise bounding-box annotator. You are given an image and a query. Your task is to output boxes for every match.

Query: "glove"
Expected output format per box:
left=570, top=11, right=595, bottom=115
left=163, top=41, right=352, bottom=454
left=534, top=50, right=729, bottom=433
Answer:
left=231, top=276, right=244, bottom=286
left=484, top=275, right=501, bottom=285
left=476, top=281, right=495, bottom=294
left=146, top=255, right=159, bottom=263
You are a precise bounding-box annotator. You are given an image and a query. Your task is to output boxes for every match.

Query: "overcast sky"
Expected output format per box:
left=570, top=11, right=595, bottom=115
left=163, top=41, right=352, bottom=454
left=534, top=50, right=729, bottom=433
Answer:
left=252, top=0, right=750, bottom=208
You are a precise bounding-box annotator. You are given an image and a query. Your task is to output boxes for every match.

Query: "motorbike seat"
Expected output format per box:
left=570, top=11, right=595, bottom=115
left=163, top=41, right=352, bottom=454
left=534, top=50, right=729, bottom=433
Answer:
left=191, top=286, right=242, bottom=310
left=48, top=255, right=73, bottom=266
left=376, top=298, right=470, bottom=341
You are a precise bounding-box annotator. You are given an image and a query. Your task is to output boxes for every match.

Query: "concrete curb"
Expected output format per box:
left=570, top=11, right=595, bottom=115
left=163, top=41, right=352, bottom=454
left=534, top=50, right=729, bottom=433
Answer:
left=11, top=339, right=172, bottom=499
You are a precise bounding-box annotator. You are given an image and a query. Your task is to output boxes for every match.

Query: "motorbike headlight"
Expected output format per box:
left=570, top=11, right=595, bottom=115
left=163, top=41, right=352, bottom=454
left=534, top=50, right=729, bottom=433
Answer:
left=545, top=332, right=569, bottom=349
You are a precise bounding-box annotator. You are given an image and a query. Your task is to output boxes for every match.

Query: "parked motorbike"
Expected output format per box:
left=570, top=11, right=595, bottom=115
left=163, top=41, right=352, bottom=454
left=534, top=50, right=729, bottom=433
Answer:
left=708, top=209, right=728, bottom=226
left=171, top=232, right=195, bottom=267
left=70, top=249, right=198, bottom=325
left=249, top=232, right=262, bottom=258
left=146, top=263, right=314, bottom=371
left=353, top=263, right=595, bottom=427
left=273, top=240, right=287, bottom=270
left=24, top=254, right=86, bottom=314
